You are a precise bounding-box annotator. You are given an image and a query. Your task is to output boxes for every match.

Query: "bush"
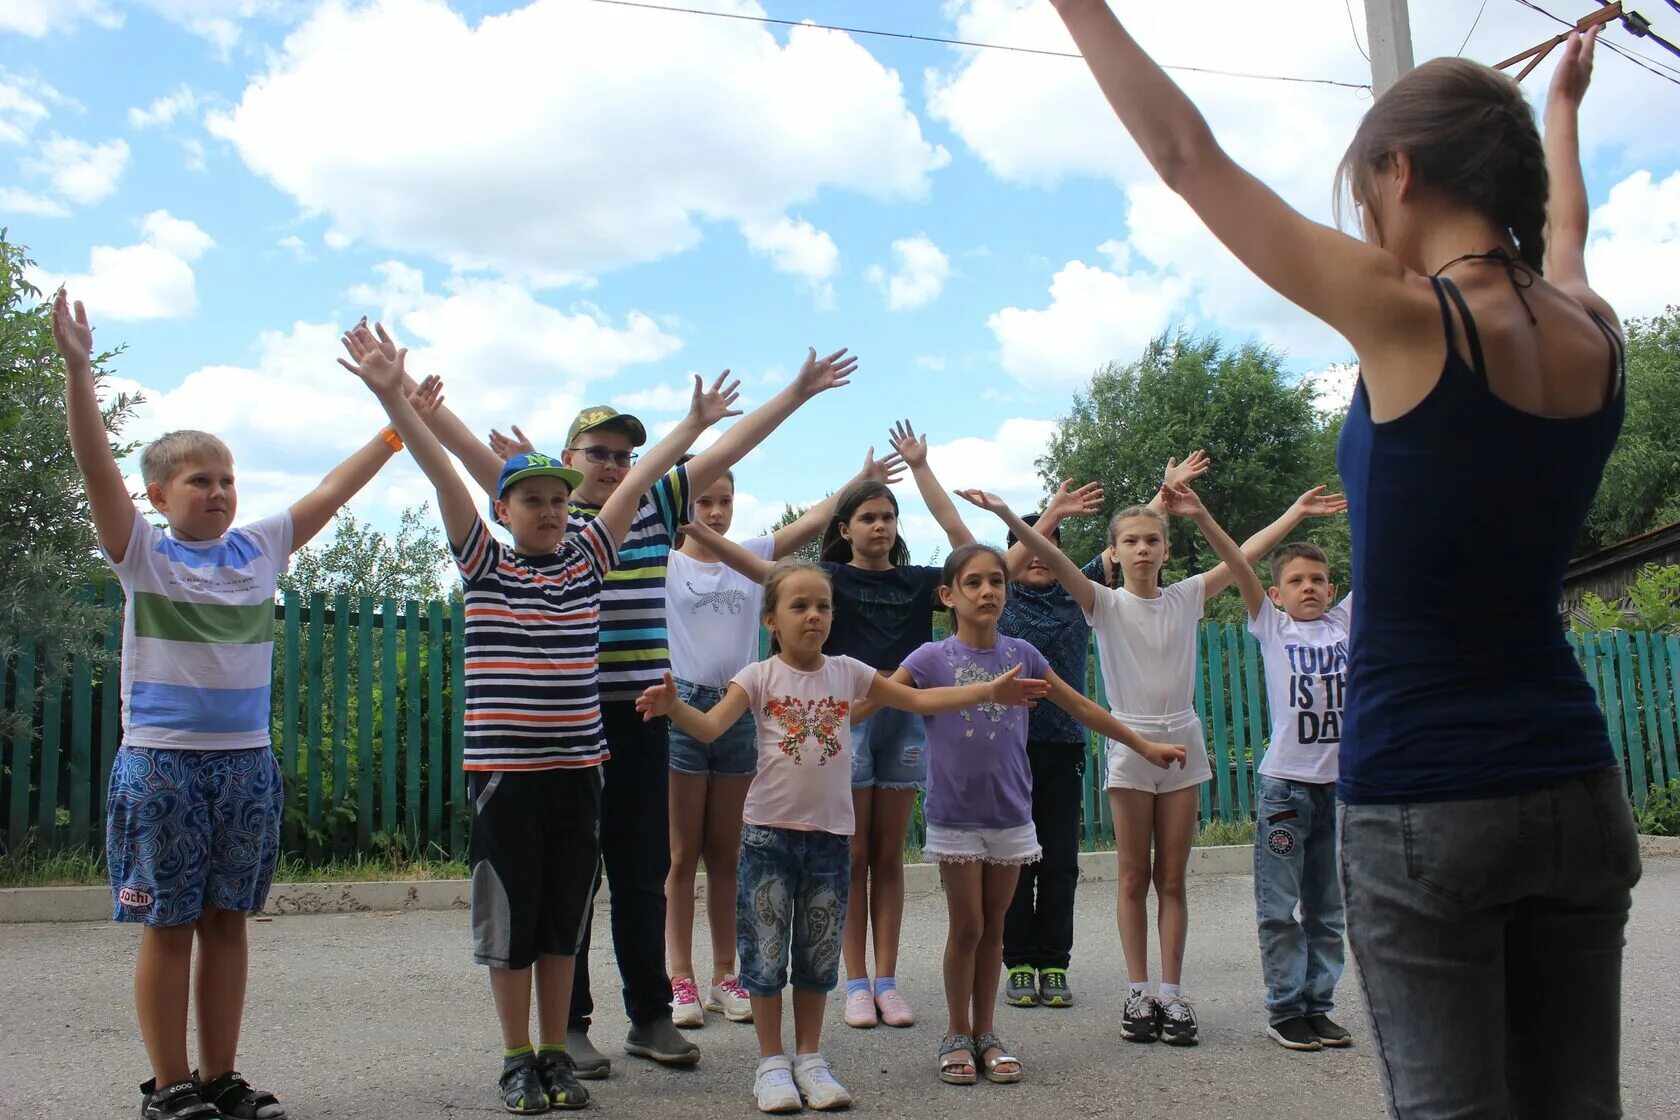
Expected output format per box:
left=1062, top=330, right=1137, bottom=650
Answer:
left=1634, top=779, right=1680, bottom=837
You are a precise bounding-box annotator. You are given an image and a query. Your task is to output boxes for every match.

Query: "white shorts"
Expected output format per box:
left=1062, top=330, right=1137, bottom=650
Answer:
left=923, top=821, right=1042, bottom=866
left=1105, top=710, right=1212, bottom=794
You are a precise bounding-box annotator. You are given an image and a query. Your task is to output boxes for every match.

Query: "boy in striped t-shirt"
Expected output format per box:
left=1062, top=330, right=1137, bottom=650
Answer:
left=53, top=292, right=402, bottom=1120
left=340, top=322, right=737, bottom=1114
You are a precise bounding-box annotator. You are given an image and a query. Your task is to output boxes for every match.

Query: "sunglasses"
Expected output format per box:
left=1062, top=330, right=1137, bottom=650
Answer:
left=574, top=445, right=638, bottom=467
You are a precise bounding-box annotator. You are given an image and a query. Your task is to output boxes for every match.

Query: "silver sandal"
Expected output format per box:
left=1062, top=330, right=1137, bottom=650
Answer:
left=976, top=1032, right=1021, bottom=1084
left=938, top=1033, right=978, bottom=1085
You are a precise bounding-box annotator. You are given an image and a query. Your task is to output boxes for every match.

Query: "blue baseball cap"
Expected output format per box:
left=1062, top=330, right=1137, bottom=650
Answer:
left=496, top=451, right=584, bottom=504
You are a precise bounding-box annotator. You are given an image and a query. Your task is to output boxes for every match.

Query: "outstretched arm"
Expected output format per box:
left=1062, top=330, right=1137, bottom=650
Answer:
left=1044, top=671, right=1186, bottom=770
left=1199, top=486, right=1347, bottom=598
left=891, top=420, right=973, bottom=548
left=598, top=374, right=740, bottom=545
left=51, top=291, right=137, bottom=562
left=685, top=347, right=857, bottom=494
left=957, top=490, right=1097, bottom=614
left=680, top=519, right=775, bottom=584
left=635, top=673, right=753, bottom=741
left=1542, top=30, right=1617, bottom=328
left=1145, top=450, right=1210, bottom=513
left=287, top=432, right=401, bottom=552
left=866, top=663, right=1047, bottom=716
left=339, top=325, right=479, bottom=549
left=1048, top=1, right=1425, bottom=358
left=1159, top=483, right=1265, bottom=619
left=772, top=447, right=905, bottom=560
left=848, top=666, right=907, bottom=724
left=1005, top=479, right=1104, bottom=580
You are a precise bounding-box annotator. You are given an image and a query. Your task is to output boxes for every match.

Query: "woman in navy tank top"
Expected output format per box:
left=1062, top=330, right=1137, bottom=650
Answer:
left=1049, top=6, right=1638, bottom=1116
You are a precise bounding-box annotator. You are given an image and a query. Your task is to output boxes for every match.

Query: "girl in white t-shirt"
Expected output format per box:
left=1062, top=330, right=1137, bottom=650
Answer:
left=961, top=481, right=1264, bottom=1049
left=663, top=451, right=901, bottom=1032
left=636, top=560, right=1045, bottom=1114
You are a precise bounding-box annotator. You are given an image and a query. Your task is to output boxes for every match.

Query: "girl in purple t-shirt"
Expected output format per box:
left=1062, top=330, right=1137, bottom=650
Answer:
left=864, top=544, right=1183, bottom=1086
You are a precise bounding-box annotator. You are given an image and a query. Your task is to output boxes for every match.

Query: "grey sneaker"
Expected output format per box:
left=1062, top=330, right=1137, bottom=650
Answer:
left=1037, top=968, right=1074, bottom=1008
left=564, top=1030, right=610, bottom=1080
left=1004, top=967, right=1038, bottom=1008
left=625, top=1018, right=701, bottom=1066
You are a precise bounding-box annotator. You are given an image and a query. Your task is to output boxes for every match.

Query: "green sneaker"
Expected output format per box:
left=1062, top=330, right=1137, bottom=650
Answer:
left=1004, top=966, right=1038, bottom=1007
left=1038, top=968, right=1074, bottom=1008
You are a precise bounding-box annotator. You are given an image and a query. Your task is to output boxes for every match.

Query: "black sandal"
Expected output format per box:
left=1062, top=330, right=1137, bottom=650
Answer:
left=197, top=1071, right=285, bottom=1120
left=141, top=1078, right=222, bottom=1120
left=538, top=1051, right=590, bottom=1111
left=499, top=1058, right=551, bottom=1115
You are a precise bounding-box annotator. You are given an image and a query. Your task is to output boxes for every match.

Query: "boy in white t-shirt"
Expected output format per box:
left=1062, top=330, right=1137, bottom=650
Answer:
left=1247, top=541, right=1354, bottom=1053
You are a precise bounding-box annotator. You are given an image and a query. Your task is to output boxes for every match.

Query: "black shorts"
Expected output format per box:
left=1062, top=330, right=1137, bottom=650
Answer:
left=468, top=766, right=603, bottom=970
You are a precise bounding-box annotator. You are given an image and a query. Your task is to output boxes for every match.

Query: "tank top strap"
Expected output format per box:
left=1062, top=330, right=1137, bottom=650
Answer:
left=1436, top=276, right=1488, bottom=382
left=1585, top=308, right=1626, bottom=403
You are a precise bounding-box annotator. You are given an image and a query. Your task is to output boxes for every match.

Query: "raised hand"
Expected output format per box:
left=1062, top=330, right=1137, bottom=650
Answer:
left=1163, top=449, right=1210, bottom=491
left=1156, top=481, right=1207, bottom=519
left=1141, top=739, right=1188, bottom=770
left=690, top=370, right=744, bottom=428
left=859, top=446, right=907, bottom=488
left=635, top=671, right=678, bottom=721
left=338, top=322, right=406, bottom=396
left=1549, top=27, right=1598, bottom=106
left=888, top=419, right=930, bottom=468
left=1046, top=478, right=1105, bottom=520
left=408, top=374, right=445, bottom=420
left=51, top=289, right=94, bottom=370
left=1290, top=484, right=1348, bottom=520
left=488, top=425, right=534, bottom=462
left=794, top=346, right=858, bottom=399
left=987, top=663, right=1050, bottom=708
left=955, top=488, right=1011, bottom=518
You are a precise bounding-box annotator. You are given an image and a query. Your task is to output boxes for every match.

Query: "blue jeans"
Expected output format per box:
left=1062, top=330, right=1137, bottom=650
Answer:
left=1253, top=775, right=1344, bottom=1023
left=850, top=705, right=926, bottom=790
left=735, top=824, right=850, bottom=996
left=667, top=678, right=758, bottom=777
left=1339, top=766, right=1641, bottom=1120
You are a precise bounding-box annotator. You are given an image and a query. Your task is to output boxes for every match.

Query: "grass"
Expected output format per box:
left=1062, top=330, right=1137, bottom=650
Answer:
left=3, top=819, right=1261, bottom=889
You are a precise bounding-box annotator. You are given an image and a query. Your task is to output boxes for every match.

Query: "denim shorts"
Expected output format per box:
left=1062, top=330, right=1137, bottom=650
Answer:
left=735, top=824, right=851, bottom=996
left=107, top=745, right=284, bottom=926
left=850, top=704, right=926, bottom=790
left=668, top=678, right=758, bottom=777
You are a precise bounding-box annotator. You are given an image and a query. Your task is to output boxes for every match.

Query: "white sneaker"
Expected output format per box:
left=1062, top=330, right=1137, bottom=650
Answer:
left=670, top=975, right=704, bottom=1029
left=754, top=1056, right=803, bottom=1114
left=706, top=975, right=754, bottom=1022
left=792, top=1053, right=851, bottom=1111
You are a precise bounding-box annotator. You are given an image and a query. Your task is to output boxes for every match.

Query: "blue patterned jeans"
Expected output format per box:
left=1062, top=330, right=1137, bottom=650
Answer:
left=735, top=824, right=850, bottom=997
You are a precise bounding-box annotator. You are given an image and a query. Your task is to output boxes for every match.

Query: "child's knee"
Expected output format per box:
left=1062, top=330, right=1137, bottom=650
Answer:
left=195, top=906, right=249, bottom=940
left=1152, top=864, right=1187, bottom=898
left=1118, top=868, right=1152, bottom=900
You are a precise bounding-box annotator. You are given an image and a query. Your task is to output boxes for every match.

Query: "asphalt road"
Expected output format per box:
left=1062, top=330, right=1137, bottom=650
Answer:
left=4, top=858, right=1678, bottom=1118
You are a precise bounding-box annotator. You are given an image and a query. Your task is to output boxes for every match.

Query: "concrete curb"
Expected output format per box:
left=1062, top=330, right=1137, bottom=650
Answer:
left=6, top=838, right=1673, bottom=925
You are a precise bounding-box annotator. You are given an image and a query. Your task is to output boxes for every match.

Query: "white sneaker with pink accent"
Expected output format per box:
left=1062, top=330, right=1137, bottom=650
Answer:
left=706, top=976, right=754, bottom=1022
left=670, top=975, right=704, bottom=1029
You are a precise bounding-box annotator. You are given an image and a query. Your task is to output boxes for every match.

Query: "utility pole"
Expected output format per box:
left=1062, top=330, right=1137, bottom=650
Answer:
left=1364, top=0, right=1416, bottom=95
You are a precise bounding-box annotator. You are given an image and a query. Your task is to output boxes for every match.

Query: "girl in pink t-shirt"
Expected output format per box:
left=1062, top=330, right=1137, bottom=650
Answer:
left=636, top=560, right=1044, bottom=1114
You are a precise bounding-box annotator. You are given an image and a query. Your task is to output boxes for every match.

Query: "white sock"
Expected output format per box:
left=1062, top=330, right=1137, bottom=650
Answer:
left=1159, top=982, right=1182, bottom=1000
left=1128, top=978, right=1150, bottom=995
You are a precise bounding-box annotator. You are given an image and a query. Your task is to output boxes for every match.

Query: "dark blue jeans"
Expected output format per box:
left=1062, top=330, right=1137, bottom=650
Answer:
left=1253, top=775, right=1344, bottom=1023
left=1339, top=766, right=1641, bottom=1120
left=735, top=824, right=850, bottom=997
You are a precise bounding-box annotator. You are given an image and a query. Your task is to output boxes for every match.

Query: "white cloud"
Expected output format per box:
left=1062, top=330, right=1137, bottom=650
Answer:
left=616, top=382, right=699, bottom=413
left=926, top=417, right=1059, bottom=510
left=26, top=210, right=214, bottom=321
left=181, top=138, right=207, bottom=172
left=24, top=136, right=130, bottom=204
left=1584, top=170, right=1680, bottom=321
left=3, top=0, right=279, bottom=48
left=0, top=187, right=69, bottom=217
left=0, top=71, right=63, bottom=146
left=915, top=355, right=948, bottom=371
left=741, top=216, right=840, bottom=307
left=987, top=246, right=1190, bottom=386
left=1303, top=363, right=1358, bottom=414
left=0, top=0, right=119, bottom=37
left=868, top=233, right=950, bottom=310
left=207, top=0, right=947, bottom=285
left=129, top=86, right=199, bottom=130
left=277, top=234, right=310, bottom=260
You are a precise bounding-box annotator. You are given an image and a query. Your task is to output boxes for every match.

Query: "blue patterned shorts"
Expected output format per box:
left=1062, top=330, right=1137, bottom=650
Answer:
left=735, top=824, right=850, bottom=996
left=107, top=746, right=285, bottom=926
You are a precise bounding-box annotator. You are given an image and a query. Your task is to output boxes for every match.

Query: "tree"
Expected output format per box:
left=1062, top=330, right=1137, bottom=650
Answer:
left=766, top=502, right=823, bottom=564
left=280, top=505, right=451, bottom=604
left=1582, top=306, right=1680, bottom=553
left=1038, top=329, right=1328, bottom=574
left=0, top=233, right=141, bottom=700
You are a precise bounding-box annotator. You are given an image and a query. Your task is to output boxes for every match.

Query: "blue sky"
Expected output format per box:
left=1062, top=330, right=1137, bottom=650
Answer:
left=5, top=0, right=1678, bottom=557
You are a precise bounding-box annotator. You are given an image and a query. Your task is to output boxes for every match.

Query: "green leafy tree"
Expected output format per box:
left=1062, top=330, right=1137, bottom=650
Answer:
left=0, top=234, right=141, bottom=725
left=766, top=502, right=822, bottom=564
left=1583, top=306, right=1680, bottom=552
left=280, top=505, right=451, bottom=604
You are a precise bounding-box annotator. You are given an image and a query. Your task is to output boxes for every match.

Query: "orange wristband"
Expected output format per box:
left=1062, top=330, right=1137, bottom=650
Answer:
left=380, top=426, right=403, bottom=452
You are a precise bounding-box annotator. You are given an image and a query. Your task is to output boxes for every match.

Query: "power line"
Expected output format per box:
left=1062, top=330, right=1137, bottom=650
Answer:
left=1460, top=0, right=1492, bottom=55
left=579, top=0, right=1372, bottom=90
left=1343, top=0, right=1371, bottom=61
left=1510, top=0, right=1680, bottom=85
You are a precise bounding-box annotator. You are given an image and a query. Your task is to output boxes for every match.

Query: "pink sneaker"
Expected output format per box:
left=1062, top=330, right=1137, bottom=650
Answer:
left=670, top=976, right=704, bottom=1029
left=875, top=988, right=915, bottom=1028
left=843, top=987, right=877, bottom=1029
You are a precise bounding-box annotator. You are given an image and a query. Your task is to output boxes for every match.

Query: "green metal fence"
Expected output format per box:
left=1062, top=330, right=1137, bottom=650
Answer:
left=4, top=589, right=1678, bottom=861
